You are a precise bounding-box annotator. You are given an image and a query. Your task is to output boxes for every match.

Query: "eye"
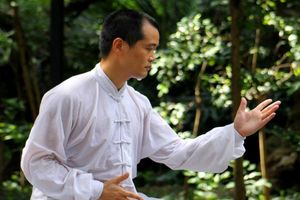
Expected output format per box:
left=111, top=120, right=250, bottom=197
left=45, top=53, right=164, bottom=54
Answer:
left=145, top=46, right=157, bottom=53
left=146, top=47, right=153, bottom=51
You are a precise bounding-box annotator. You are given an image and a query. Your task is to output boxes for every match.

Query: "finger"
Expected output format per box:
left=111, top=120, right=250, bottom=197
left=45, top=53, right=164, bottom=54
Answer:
left=262, top=100, right=281, bottom=112
left=124, top=191, right=144, bottom=200
left=262, top=104, right=280, bottom=120
left=263, top=101, right=280, bottom=112
left=109, top=173, right=129, bottom=184
left=261, top=112, right=276, bottom=126
left=237, top=97, right=247, bottom=112
left=255, top=99, right=273, bottom=111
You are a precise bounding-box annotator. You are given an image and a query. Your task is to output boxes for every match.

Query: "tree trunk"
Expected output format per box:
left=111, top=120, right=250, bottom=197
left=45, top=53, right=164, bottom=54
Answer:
left=230, top=0, right=246, bottom=199
left=11, top=2, right=40, bottom=120
left=252, top=28, right=270, bottom=200
left=259, top=129, right=270, bottom=200
left=10, top=2, right=42, bottom=188
left=291, top=91, right=300, bottom=131
left=0, top=141, right=4, bottom=183
left=184, top=62, right=208, bottom=200
left=50, top=0, right=64, bottom=87
left=192, top=61, right=207, bottom=137
left=251, top=29, right=260, bottom=72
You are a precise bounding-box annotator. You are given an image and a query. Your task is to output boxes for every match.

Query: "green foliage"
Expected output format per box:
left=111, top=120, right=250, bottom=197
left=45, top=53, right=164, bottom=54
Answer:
left=202, top=66, right=232, bottom=108
left=271, top=126, right=300, bottom=152
left=151, top=13, right=223, bottom=97
left=149, top=2, right=300, bottom=198
left=0, top=30, right=14, bottom=65
left=154, top=102, right=187, bottom=131
left=185, top=170, right=230, bottom=199
left=1, top=0, right=300, bottom=199
left=10, top=0, right=50, bottom=54
left=241, top=67, right=298, bottom=100
left=135, top=168, right=184, bottom=199
left=0, top=173, right=32, bottom=200
left=0, top=123, right=30, bottom=144
left=64, top=6, right=102, bottom=74
left=0, top=98, right=25, bottom=122
left=263, top=11, right=300, bottom=62
left=0, top=98, right=31, bottom=170
left=151, top=0, right=300, bottom=122
left=183, top=160, right=271, bottom=200
left=273, top=190, right=300, bottom=200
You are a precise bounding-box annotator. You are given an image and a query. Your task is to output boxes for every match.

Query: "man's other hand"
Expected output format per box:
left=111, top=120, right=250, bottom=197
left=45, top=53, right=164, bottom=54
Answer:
left=99, top=173, right=143, bottom=200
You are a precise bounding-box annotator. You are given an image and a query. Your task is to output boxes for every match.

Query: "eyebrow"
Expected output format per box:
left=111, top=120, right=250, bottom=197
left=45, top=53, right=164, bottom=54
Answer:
left=147, top=43, right=159, bottom=48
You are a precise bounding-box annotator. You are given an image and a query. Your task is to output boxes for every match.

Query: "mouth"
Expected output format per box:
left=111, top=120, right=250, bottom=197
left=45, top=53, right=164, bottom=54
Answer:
left=145, top=65, right=151, bottom=71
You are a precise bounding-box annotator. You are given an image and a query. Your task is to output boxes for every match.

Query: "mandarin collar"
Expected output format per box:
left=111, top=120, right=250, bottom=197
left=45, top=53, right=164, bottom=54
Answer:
left=94, top=63, right=127, bottom=101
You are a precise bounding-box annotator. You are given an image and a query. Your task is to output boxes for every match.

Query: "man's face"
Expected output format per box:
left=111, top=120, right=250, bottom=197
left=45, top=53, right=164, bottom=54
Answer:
left=123, top=21, right=159, bottom=80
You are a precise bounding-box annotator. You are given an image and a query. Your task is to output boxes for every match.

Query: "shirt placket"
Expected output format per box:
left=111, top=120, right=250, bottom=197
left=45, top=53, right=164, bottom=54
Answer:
left=112, top=96, right=134, bottom=190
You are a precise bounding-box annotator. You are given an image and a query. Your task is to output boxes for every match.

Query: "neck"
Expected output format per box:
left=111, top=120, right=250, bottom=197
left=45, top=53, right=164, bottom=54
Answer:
left=99, top=59, right=128, bottom=90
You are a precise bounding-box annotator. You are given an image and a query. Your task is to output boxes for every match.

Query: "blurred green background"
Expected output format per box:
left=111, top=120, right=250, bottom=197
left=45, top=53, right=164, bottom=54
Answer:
left=0, top=0, right=300, bottom=199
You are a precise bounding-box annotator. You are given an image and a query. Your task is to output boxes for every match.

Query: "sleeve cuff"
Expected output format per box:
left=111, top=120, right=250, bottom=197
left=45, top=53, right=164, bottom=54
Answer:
left=229, top=123, right=246, bottom=158
left=231, top=123, right=246, bottom=141
left=91, top=180, right=103, bottom=200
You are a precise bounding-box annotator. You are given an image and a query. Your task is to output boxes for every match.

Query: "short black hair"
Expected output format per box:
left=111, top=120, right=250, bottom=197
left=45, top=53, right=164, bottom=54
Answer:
left=99, top=9, right=159, bottom=58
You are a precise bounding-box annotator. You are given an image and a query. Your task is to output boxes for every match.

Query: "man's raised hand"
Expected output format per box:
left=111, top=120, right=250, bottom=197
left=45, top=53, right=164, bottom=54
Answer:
left=234, top=97, right=281, bottom=137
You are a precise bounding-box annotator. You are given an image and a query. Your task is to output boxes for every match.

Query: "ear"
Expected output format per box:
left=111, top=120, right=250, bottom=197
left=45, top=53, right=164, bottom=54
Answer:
left=111, top=38, right=127, bottom=54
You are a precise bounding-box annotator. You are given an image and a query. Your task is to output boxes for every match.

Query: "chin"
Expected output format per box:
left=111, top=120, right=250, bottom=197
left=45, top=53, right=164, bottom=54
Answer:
left=133, top=74, right=147, bottom=80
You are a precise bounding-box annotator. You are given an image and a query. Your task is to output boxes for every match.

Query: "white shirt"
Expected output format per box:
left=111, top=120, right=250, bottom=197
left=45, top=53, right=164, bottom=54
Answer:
left=21, top=64, right=245, bottom=200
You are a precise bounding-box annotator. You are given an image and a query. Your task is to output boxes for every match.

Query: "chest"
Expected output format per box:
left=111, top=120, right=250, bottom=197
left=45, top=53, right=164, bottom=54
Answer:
left=65, top=93, right=145, bottom=165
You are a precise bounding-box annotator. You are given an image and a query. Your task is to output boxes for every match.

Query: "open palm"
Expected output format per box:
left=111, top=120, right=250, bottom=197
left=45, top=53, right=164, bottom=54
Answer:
left=234, top=98, right=281, bottom=137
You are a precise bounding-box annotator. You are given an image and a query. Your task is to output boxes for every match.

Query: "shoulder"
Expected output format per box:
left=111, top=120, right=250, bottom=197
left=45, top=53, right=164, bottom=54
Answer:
left=40, top=70, right=95, bottom=111
left=55, top=70, right=95, bottom=95
left=126, top=85, right=152, bottom=110
left=46, top=70, right=95, bottom=97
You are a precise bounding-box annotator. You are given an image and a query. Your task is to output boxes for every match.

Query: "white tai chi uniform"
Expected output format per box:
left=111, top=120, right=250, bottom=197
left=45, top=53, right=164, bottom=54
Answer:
left=21, top=63, right=245, bottom=200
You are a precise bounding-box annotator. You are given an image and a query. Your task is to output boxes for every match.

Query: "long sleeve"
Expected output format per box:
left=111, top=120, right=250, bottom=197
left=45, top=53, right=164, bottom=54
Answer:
left=142, top=110, right=245, bottom=173
left=21, top=91, right=102, bottom=200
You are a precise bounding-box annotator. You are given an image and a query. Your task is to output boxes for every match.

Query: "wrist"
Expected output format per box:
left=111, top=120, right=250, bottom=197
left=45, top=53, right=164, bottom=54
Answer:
left=92, top=180, right=103, bottom=200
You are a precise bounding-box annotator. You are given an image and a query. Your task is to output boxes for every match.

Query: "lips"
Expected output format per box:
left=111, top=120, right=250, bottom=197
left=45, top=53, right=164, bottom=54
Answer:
left=145, top=65, right=151, bottom=70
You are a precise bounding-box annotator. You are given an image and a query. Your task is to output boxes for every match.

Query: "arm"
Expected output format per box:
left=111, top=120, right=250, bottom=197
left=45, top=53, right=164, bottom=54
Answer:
left=141, top=110, right=245, bottom=173
left=149, top=123, right=245, bottom=173
left=143, top=98, right=280, bottom=173
left=21, top=92, right=102, bottom=200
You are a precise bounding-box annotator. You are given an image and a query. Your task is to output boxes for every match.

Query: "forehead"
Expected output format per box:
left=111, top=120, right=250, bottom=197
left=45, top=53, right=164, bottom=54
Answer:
left=140, top=21, right=160, bottom=45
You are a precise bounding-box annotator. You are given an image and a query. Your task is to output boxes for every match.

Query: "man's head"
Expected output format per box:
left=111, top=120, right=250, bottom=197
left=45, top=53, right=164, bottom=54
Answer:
left=99, top=9, right=160, bottom=81
left=99, top=9, right=159, bottom=59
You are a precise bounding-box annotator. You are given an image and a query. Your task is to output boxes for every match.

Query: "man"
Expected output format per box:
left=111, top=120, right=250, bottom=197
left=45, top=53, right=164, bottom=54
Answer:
left=21, top=9, right=281, bottom=200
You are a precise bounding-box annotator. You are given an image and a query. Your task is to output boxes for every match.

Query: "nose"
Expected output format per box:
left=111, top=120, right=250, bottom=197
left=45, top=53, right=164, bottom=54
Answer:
left=149, top=54, right=156, bottom=63
left=149, top=57, right=154, bottom=63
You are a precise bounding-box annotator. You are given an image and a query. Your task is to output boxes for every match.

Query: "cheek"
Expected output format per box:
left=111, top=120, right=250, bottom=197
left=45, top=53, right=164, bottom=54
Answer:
left=133, top=52, right=147, bottom=63
left=128, top=48, right=149, bottom=65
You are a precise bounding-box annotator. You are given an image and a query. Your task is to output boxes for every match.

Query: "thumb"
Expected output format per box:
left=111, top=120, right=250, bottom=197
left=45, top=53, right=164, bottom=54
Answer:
left=110, top=173, right=129, bottom=184
left=237, top=97, right=247, bottom=113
